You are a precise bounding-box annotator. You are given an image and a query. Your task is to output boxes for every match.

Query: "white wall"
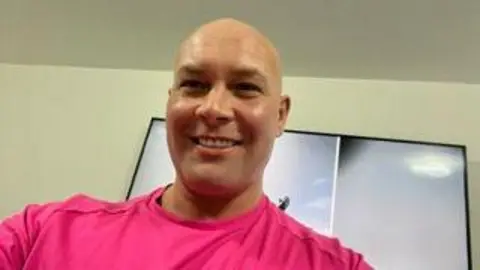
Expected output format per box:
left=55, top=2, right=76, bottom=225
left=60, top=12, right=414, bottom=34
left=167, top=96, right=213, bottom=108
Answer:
left=1, top=63, right=479, bottom=267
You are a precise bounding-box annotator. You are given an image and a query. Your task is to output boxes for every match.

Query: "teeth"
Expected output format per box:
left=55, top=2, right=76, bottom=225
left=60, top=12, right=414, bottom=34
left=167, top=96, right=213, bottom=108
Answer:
left=198, top=138, right=235, bottom=148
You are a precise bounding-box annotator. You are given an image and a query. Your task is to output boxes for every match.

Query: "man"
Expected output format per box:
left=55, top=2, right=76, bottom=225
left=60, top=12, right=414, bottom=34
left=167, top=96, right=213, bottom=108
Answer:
left=0, top=18, right=372, bottom=269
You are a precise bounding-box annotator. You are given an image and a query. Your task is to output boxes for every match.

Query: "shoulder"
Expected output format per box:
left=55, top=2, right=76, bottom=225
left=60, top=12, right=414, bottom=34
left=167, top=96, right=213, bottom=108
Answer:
left=2, top=190, right=154, bottom=240
left=33, top=192, right=142, bottom=219
left=267, top=204, right=373, bottom=269
left=0, top=191, right=155, bottom=268
left=45, top=191, right=154, bottom=222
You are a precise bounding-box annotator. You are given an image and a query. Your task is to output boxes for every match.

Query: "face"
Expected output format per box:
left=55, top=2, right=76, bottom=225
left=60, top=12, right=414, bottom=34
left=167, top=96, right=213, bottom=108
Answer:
left=166, top=29, right=290, bottom=197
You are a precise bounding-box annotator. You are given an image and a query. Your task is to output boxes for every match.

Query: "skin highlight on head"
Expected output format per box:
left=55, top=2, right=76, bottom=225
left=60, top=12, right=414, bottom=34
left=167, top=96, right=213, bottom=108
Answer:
left=174, top=18, right=283, bottom=93
left=162, top=18, right=291, bottom=221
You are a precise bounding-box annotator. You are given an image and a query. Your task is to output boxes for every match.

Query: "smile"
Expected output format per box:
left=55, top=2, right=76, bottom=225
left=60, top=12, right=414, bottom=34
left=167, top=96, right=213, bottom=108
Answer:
left=191, top=136, right=242, bottom=149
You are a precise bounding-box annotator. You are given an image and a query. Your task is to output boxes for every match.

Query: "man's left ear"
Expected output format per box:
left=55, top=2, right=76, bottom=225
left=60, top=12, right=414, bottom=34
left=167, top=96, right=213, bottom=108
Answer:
left=276, top=95, right=291, bottom=137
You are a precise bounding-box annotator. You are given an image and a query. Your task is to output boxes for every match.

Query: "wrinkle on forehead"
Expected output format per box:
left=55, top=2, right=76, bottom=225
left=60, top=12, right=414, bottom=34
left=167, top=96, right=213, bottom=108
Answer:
left=174, top=18, right=282, bottom=92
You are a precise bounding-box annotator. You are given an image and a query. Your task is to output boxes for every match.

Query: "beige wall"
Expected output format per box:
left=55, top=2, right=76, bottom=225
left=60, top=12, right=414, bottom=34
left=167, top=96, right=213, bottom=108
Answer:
left=1, top=63, right=479, bottom=266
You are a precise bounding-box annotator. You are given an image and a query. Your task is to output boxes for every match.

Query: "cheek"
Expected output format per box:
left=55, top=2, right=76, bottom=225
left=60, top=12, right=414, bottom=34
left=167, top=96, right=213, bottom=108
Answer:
left=167, top=98, right=197, bottom=132
left=166, top=98, right=197, bottom=159
left=240, top=104, right=277, bottom=143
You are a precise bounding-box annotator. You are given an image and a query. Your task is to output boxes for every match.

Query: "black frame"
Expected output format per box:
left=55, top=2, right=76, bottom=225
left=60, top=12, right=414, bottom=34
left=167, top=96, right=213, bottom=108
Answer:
left=125, top=117, right=472, bottom=269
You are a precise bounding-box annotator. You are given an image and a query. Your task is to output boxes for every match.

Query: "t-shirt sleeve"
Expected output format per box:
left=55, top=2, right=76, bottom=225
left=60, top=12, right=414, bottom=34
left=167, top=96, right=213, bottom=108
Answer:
left=315, top=237, right=375, bottom=270
left=0, top=203, right=58, bottom=269
left=353, top=254, right=374, bottom=270
left=339, top=243, right=374, bottom=270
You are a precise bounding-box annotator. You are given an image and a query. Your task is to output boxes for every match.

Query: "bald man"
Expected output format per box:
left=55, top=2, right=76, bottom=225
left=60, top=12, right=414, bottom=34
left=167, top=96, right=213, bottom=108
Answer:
left=0, top=19, right=372, bottom=269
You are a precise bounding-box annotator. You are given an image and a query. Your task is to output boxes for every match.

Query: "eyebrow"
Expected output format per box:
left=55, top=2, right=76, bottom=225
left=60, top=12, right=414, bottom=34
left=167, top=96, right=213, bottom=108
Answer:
left=176, top=63, right=268, bottom=84
left=176, top=64, right=204, bottom=76
left=231, top=67, right=268, bottom=83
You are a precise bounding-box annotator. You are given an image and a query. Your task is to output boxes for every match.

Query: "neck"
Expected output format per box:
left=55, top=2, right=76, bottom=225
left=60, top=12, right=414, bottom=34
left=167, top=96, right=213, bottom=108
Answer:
left=161, top=179, right=263, bottom=221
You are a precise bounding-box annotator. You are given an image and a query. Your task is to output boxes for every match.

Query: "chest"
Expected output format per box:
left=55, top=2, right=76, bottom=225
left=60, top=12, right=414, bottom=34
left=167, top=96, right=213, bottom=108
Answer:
left=22, top=222, right=296, bottom=270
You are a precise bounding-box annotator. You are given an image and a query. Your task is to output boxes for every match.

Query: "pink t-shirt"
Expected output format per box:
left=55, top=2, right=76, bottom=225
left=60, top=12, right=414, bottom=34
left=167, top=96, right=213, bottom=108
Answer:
left=0, top=187, right=372, bottom=269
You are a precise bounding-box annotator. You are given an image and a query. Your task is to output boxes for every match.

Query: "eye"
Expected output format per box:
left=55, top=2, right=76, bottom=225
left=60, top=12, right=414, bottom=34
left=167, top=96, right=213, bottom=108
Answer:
left=232, top=82, right=262, bottom=92
left=179, top=79, right=209, bottom=91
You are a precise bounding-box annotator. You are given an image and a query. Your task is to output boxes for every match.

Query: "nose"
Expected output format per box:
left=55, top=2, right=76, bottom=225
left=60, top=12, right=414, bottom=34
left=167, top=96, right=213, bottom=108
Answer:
left=195, top=85, right=234, bottom=127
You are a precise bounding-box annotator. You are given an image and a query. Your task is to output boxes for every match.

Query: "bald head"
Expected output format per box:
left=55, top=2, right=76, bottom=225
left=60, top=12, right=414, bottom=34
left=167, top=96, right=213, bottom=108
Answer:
left=174, top=18, right=282, bottom=92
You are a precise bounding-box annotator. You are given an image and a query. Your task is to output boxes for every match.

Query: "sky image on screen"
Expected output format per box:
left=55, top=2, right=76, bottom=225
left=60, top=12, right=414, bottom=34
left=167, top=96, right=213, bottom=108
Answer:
left=333, top=138, right=469, bottom=269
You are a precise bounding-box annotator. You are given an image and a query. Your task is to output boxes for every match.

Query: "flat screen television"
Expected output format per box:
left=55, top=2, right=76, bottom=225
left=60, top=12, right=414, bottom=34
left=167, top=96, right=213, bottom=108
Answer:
left=126, top=117, right=472, bottom=270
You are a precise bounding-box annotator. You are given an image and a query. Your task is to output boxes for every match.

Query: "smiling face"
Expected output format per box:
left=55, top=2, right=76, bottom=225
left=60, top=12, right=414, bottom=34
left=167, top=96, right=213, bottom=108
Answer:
left=166, top=19, right=290, bottom=197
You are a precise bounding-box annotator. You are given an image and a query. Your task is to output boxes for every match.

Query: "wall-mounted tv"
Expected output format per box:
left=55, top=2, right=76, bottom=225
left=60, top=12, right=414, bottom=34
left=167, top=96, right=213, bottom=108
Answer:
left=126, top=117, right=471, bottom=270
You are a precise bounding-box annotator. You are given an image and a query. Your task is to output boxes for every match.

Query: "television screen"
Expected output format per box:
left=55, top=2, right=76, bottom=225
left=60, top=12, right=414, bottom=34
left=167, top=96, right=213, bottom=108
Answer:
left=126, top=118, right=471, bottom=270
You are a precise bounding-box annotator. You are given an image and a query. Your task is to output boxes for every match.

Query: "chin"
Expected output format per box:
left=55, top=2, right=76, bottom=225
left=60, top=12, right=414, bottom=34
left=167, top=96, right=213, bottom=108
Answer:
left=181, top=168, right=239, bottom=197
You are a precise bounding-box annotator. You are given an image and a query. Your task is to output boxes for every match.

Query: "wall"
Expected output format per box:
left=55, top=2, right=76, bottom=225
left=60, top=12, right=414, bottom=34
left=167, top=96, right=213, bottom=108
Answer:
left=1, top=63, right=479, bottom=267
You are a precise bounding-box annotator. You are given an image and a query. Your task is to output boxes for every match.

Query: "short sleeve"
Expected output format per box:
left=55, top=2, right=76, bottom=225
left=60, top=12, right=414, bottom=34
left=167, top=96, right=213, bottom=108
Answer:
left=313, top=236, right=375, bottom=270
left=339, top=243, right=374, bottom=270
left=0, top=203, right=58, bottom=269
left=353, top=254, right=374, bottom=270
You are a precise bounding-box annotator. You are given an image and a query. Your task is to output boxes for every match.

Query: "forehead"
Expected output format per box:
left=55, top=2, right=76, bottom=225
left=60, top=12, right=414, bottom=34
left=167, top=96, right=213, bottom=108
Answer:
left=175, top=33, right=277, bottom=80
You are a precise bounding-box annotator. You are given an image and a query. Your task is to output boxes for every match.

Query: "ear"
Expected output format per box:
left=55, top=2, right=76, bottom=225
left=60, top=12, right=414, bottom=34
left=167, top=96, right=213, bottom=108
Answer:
left=168, top=88, right=173, bottom=96
left=276, top=95, right=291, bottom=137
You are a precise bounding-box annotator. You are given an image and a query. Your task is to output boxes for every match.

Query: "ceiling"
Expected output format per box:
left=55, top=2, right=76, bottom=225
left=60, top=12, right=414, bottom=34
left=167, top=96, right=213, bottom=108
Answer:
left=1, top=0, right=479, bottom=83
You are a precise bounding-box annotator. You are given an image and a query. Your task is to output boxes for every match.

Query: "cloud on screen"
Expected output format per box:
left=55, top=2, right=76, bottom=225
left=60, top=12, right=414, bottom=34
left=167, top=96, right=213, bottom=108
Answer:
left=305, top=196, right=331, bottom=210
left=312, top=178, right=328, bottom=186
